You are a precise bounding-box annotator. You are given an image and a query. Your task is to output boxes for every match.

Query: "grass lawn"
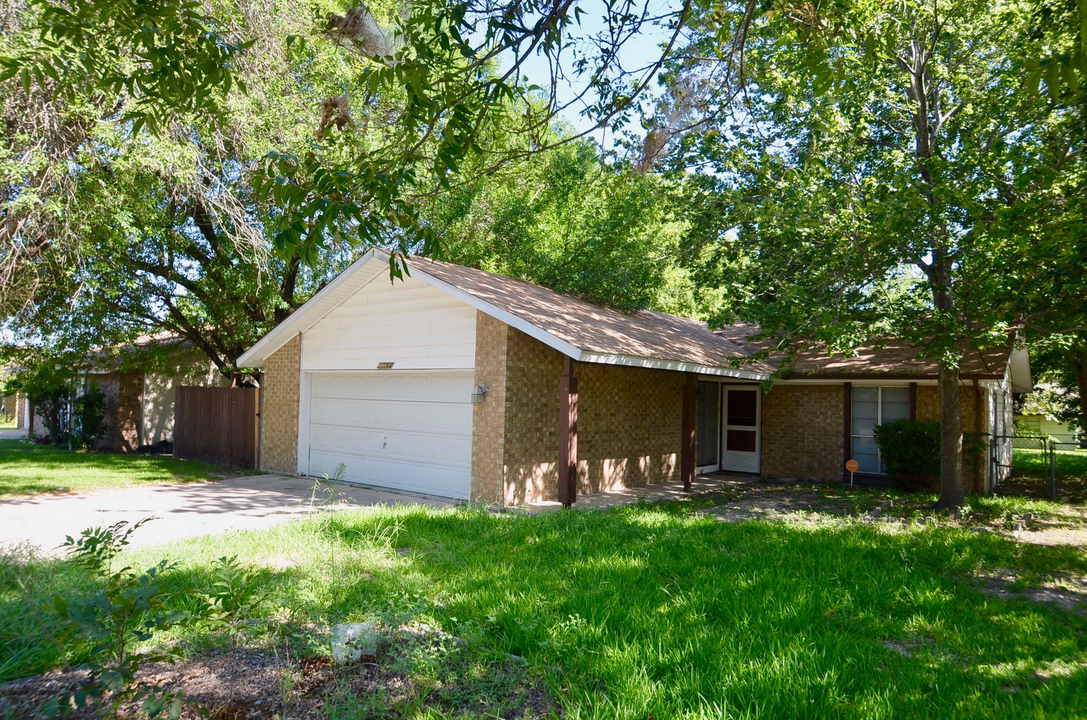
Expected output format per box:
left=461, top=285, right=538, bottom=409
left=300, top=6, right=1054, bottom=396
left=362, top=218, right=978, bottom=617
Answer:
left=0, top=438, right=254, bottom=497
left=3, top=495, right=1086, bottom=719
left=1004, top=447, right=1087, bottom=502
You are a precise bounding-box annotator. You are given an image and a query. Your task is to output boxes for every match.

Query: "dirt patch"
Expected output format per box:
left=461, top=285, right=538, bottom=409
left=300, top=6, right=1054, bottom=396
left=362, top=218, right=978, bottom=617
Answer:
left=973, top=568, right=1087, bottom=615
left=0, top=627, right=557, bottom=720
left=696, top=481, right=862, bottom=524
left=689, top=477, right=1087, bottom=547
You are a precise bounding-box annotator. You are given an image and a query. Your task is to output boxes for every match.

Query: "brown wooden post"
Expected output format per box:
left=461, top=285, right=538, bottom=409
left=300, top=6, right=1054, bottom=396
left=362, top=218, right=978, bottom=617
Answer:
left=909, top=382, right=917, bottom=421
left=681, top=373, right=696, bottom=491
left=559, top=356, right=578, bottom=508
left=974, top=379, right=985, bottom=493
left=843, top=382, right=852, bottom=478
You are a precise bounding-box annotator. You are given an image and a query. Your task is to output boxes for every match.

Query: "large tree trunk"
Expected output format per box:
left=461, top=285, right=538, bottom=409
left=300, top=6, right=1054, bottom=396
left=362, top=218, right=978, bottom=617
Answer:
left=1073, top=351, right=1087, bottom=449
left=937, top=361, right=965, bottom=509
left=932, top=249, right=965, bottom=510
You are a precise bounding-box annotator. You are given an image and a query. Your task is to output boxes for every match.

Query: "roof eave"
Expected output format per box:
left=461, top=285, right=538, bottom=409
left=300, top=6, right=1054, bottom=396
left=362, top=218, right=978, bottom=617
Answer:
left=577, top=351, right=768, bottom=380
left=236, top=248, right=384, bottom=368
left=1008, top=345, right=1033, bottom=393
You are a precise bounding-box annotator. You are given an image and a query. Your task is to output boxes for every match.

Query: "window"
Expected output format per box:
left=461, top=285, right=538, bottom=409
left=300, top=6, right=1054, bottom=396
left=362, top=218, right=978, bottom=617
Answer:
left=850, top=387, right=911, bottom=473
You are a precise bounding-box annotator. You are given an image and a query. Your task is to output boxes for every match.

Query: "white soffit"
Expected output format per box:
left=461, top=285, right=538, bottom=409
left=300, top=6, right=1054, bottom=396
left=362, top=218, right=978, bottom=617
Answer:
left=1008, top=345, right=1033, bottom=393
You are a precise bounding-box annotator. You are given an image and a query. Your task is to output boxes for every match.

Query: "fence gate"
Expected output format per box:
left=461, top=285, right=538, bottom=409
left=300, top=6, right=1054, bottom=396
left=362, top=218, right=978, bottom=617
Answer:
left=174, top=387, right=259, bottom=468
left=990, top=435, right=1056, bottom=500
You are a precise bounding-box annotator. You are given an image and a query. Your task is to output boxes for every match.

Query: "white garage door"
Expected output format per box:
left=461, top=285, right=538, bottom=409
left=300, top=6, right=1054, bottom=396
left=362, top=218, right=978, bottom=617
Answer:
left=307, top=372, right=474, bottom=499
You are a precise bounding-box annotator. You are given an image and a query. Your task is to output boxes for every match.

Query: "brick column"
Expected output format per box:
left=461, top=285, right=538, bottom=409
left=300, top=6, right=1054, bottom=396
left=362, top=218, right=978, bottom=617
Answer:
left=260, top=334, right=302, bottom=474
left=114, top=372, right=144, bottom=452
left=470, top=312, right=508, bottom=504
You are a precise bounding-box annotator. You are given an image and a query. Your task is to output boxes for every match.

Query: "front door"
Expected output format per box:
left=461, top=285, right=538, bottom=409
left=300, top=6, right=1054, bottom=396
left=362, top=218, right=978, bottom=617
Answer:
left=722, top=387, right=760, bottom=473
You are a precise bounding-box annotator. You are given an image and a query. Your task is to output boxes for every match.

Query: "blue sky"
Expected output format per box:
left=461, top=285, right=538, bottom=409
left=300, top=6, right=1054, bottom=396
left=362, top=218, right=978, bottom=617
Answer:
left=498, top=1, right=679, bottom=142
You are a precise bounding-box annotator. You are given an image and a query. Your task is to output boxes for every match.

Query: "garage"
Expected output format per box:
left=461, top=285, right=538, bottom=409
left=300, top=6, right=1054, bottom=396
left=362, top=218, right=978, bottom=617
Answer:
left=305, top=372, right=475, bottom=499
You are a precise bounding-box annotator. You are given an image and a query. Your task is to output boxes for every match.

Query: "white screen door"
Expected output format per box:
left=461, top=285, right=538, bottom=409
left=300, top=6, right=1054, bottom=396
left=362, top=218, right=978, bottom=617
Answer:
left=722, top=387, right=760, bottom=473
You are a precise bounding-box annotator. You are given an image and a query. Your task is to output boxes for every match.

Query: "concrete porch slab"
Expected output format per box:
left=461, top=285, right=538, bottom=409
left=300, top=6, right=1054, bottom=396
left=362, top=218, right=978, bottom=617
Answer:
left=525, top=473, right=752, bottom=512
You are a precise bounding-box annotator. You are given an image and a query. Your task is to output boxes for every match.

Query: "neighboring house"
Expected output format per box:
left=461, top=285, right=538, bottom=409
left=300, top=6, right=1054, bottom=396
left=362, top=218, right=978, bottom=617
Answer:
left=237, top=249, right=1032, bottom=505
left=1, top=392, right=17, bottom=422
left=1015, top=414, right=1080, bottom=445
left=1014, top=382, right=1081, bottom=445
left=23, top=341, right=229, bottom=451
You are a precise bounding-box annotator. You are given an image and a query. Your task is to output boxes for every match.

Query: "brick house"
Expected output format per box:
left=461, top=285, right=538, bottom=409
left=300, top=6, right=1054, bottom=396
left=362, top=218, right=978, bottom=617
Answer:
left=238, top=250, right=1031, bottom=505
left=21, top=344, right=228, bottom=451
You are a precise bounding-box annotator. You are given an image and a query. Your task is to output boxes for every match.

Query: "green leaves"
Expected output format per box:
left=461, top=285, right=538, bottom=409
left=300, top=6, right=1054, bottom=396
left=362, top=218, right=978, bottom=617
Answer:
left=1, top=0, right=249, bottom=132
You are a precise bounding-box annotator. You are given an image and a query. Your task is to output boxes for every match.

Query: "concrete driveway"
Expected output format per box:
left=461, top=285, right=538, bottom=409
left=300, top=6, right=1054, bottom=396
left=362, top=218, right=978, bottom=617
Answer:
left=0, top=474, right=454, bottom=555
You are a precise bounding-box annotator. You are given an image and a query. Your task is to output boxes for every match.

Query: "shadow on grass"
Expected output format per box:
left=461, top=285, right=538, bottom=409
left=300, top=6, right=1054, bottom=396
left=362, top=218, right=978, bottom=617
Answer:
left=0, top=439, right=252, bottom=497
left=4, top=504, right=1087, bottom=719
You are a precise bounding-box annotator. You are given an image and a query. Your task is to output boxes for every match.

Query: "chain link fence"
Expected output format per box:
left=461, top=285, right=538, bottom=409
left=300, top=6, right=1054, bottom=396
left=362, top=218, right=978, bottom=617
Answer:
left=991, top=435, right=1087, bottom=501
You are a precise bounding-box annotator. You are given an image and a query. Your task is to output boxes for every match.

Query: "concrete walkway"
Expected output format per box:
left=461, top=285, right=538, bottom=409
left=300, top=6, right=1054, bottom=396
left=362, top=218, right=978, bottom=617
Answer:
left=526, top=474, right=745, bottom=512
left=0, top=428, right=28, bottom=440
left=0, top=474, right=454, bottom=555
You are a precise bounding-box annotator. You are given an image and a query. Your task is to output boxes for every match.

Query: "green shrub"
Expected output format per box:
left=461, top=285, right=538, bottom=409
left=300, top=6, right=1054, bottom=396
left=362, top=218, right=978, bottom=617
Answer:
left=72, top=383, right=108, bottom=449
left=30, top=382, right=70, bottom=446
left=874, top=419, right=941, bottom=492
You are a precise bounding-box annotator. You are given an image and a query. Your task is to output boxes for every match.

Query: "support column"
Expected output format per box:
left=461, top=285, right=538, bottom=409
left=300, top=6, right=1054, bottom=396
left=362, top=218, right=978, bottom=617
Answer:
left=681, top=373, right=696, bottom=491
left=909, top=382, right=918, bottom=421
left=558, top=356, right=578, bottom=508
left=843, top=382, right=852, bottom=478
left=974, top=379, right=985, bottom=494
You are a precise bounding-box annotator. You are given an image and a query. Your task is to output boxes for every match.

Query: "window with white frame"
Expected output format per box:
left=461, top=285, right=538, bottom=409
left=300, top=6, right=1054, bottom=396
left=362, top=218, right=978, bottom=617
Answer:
left=851, top=387, right=911, bottom=473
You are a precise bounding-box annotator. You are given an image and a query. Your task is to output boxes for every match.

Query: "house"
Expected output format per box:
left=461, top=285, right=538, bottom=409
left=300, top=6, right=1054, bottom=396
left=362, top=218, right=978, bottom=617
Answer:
left=237, top=250, right=1032, bottom=505
left=1014, top=382, right=1081, bottom=446
left=22, top=339, right=229, bottom=451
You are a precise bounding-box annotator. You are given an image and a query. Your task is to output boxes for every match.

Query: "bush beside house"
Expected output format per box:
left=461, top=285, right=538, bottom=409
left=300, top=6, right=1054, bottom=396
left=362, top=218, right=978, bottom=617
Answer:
left=874, top=421, right=942, bottom=492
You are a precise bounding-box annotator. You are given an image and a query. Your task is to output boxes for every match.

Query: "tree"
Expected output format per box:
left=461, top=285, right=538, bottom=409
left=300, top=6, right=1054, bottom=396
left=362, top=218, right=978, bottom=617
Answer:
left=0, top=0, right=394, bottom=376
left=430, top=139, right=686, bottom=312
left=663, top=0, right=1083, bottom=507
left=2, top=0, right=696, bottom=282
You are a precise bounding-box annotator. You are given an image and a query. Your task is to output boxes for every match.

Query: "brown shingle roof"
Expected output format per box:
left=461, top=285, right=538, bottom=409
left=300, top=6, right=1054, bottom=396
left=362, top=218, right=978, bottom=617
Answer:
left=785, top=342, right=1010, bottom=378
left=410, top=257, right=776, bottom=375
left=711, top=325, right=1010, bottom=379
left=239, top=248, right=1016, bottom=380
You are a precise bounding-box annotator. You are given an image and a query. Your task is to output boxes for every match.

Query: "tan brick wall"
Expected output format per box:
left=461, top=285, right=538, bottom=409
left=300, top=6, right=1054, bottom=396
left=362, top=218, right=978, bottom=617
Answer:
left=502, top=328, right=564, bottom=504
left=576, top=363, right=683, bottom=494
left=261, top=334, right=301, bottom=474
left=471, top=312, right=508, bottom=504
left=84, top=371, right=139, bottom=452
left=916, top=384, right=989, bottom=493
left=114, top=372, right=143, bottom=452
left=1, top=394, right=15, bottom=420
left=757, top=382, right=991, bottom=491
left=500, top=328, right=684, bottom=505
left=761, top=385, right=845, bottom=480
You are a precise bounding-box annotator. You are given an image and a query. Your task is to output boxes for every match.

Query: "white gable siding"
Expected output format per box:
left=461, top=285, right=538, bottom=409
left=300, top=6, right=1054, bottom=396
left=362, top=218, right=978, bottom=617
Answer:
left=301, top=276, right=477, bottom=371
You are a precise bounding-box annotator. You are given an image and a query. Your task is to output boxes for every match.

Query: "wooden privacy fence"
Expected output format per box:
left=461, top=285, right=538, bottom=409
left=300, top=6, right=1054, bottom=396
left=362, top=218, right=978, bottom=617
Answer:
left=174, top=387, right=259, bottom=468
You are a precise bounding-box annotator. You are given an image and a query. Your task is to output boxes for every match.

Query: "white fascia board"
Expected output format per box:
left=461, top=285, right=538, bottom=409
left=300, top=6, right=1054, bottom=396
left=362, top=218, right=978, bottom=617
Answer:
left=774, top=378, right=938, bottom=386
left=1008, top=346, right=1033, bottom=393
left=576, top=351, right=769, bottom=381
left=237, top=249, right=383, bottom=368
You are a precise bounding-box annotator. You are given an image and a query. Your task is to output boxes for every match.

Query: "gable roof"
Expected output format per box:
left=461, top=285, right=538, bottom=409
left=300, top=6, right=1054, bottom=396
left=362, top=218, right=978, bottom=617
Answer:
left=237, top=250, right=1030, bottom=389
left=236, top=250, right=770, bottom=379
